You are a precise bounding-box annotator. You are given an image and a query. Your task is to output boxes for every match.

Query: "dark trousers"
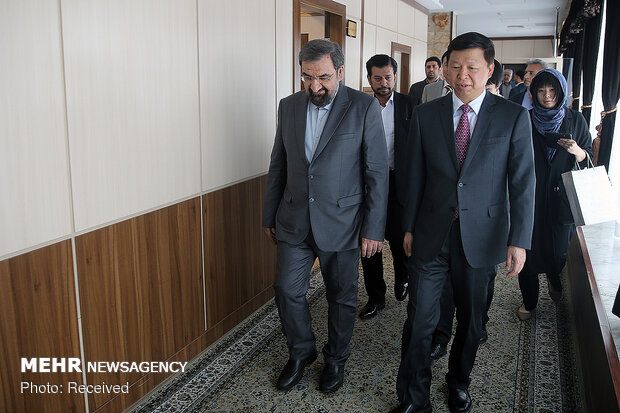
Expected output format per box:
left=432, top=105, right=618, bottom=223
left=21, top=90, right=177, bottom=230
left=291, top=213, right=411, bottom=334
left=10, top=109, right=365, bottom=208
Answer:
left=273, top=231, right=359, bottom=365
left=360, top=170, right=408, bottom=304
left=433, top=266, right=497, bottom=346
left=397, top=222, right=494, bottom=407
left=518, top=260, right=562, bottom=311
left=360, top=237, right=407, bottom=304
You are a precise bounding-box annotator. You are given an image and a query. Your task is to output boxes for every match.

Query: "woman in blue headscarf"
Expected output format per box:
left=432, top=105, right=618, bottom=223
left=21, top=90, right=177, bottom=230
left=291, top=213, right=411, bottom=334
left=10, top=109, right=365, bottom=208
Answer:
left=517, top=69, right=593, bottom=320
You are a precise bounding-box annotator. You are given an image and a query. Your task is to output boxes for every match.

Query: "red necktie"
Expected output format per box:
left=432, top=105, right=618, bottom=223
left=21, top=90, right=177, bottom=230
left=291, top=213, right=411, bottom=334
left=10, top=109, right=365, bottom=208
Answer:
left=454, top=104, right=471, bottom=219
left=455, top=104, right=471, bottom=166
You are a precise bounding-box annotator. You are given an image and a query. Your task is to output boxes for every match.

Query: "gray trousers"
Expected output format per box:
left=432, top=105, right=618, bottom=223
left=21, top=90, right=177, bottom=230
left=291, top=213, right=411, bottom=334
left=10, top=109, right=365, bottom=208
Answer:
left=273, top=231, right=359, bottom=366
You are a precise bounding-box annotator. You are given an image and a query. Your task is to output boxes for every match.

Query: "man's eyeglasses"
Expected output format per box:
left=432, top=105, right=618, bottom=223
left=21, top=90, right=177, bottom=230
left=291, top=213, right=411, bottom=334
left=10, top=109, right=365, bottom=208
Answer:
left=302, top=71, right=336, bottom=83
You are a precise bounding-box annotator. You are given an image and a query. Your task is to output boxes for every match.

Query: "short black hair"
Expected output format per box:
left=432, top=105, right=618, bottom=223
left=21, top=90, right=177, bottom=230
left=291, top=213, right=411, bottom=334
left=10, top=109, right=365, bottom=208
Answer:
left=441, top=51, right=449, bottom=62
left=366, top=54, right=398, bottom=77
left=299, top=39, right=344, bottom=70
left=425, top=56, right=441, bottom=68
left=530, top=71, right=564, bottom=109
left=446, top=32, right=495, bottom=66
left=515, top=69, right=526, bottom=81
left=486, top=59, right=503, bottom=86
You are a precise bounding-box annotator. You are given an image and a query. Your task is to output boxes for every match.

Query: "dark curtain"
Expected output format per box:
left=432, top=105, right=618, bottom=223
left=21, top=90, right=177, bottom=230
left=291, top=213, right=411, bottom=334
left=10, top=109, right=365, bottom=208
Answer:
left=596, top=0, right=620, bottom=170
left=580, top=11, right=603, bottom=125
left=567, top=33, right=584, bottom=110
left=558, top=0, right=603, bottom=116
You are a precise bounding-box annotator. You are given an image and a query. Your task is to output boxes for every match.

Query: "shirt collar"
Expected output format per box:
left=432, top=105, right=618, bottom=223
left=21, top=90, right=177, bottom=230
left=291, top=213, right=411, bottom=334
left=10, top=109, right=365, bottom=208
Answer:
left=452, top=89, right=486, bottom=116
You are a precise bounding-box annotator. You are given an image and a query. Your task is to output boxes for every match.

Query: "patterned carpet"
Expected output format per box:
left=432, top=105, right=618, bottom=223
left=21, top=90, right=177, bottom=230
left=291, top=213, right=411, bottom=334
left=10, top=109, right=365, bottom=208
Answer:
left=130, top=243, right=583, bottom=413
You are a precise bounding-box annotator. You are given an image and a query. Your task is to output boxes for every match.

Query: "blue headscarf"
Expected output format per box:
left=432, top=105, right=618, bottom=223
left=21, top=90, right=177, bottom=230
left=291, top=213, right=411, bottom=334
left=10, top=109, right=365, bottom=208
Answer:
left=530, top=68, right=569, bottom=136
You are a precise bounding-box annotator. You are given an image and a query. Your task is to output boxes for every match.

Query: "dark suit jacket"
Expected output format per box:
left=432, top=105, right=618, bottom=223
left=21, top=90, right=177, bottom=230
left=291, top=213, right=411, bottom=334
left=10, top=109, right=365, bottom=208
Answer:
left=403, top=92, right=536, bottom=268
left=509, top=83, right=526, bottom=101
left=392, top=92, right=416, bottom=206
left=383, top=92, right=415, bottom=241
left=262, top=84, right=389, bottom=252
left=408, top=79, right=428, bottom=104
left=509, top=90, right=526, bottom=105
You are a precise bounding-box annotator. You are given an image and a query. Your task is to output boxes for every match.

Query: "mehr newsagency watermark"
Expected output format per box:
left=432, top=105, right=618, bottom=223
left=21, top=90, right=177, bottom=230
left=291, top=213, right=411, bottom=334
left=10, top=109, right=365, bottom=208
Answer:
left=20, top=358, right=187, bottom=395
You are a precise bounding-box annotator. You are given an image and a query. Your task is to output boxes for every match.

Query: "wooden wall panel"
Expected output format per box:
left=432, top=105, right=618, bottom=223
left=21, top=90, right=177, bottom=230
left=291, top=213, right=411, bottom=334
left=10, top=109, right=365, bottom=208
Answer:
left=0, top=241, right=85, bottom=413
left=203, top=175, right=277, bottom=328
left=75, top=198, right=203, bottom=411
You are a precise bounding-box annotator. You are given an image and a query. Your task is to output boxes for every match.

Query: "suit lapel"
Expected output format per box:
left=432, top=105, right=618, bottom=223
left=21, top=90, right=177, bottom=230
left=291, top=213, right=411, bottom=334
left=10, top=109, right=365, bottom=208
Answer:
left=312, top=84, right=351, bottom=162
left=439, top=95, right=459, bottom=173
left=460, top=93, right=496, bottom=176
left=393, top=93, right=404, bottom=147
left=294, top=92, right=309, bottom=166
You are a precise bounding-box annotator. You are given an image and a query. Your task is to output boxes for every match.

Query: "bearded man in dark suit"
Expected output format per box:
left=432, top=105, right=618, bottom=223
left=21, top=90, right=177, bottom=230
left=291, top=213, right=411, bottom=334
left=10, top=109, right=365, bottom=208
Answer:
left=357, top=54, right=416, bottom=319
left=263, top=39, right=388, bottom=394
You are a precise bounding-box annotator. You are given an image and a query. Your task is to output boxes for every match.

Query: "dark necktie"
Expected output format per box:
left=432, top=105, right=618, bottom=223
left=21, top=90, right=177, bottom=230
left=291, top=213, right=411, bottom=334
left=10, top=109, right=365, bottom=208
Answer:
left=455, top=104, right=471, bottom=166
left=454, top=104, right=471, bottom=219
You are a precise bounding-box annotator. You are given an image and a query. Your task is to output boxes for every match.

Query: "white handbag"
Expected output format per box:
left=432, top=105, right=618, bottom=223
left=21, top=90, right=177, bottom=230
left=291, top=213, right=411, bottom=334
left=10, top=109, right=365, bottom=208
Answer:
left=561, top=154, right=620, bottom=226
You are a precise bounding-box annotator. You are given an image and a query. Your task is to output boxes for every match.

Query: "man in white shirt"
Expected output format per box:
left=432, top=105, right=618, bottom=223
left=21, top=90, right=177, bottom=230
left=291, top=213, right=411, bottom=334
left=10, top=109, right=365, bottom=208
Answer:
left=359, top=54, right=416, bottom=319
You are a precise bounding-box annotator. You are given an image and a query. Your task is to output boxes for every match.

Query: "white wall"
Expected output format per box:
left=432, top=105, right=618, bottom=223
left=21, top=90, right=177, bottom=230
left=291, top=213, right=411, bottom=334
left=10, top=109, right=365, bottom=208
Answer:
left=199, top=0, right=276, bottom=192
left=62, top=0, right=202, bottom=231
left=301, top=15, right=325, bottom=40
left=0, top=0, right=427, bottom=259
left=0, top=0, right=72, bottom=256
left=494, top=38, right=554, bottom=64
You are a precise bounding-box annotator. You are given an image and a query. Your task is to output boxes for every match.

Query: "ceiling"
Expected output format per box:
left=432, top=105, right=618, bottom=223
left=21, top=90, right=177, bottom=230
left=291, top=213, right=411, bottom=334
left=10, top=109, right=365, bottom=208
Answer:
left=425, top=0, right=571, bottom=38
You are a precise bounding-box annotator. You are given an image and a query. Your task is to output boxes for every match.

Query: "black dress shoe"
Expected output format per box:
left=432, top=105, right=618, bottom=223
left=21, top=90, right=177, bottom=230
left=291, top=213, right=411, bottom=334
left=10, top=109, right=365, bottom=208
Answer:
left=395, top=282, right=409, bottom=301
left=319, top=363, right=344, bottom=393
left=359, top=301, right=385, bottom=319
left=479, top=325, right=488, bottom=344
left=276, top=350, right=317, bottom=390
left=430, top=343, right=447, bottom=360
left=388, top=401, right=432, bottom=413
left=448, top=387, right=472, bottom=413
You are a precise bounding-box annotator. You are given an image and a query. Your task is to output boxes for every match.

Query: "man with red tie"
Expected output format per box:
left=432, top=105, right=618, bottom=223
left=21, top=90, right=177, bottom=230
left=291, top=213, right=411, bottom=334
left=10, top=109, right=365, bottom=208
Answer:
left=391, top=32, right=535, bottom=413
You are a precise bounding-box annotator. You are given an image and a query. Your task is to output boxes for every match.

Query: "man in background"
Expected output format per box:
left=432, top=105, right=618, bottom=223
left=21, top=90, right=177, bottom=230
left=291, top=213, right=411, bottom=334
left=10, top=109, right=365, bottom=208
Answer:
left=421, top=52, right=452, bottom=103
left=499, top=68, right=514, bottom=97
left=510, top=59, right=549, bottom=109
left=359, top=54, right=416, bottom=319
left=408, top=56, right=442, bottom=104
left=508, top=69, right=526, bottom=100
left=263, top=39, right=388, bottom=394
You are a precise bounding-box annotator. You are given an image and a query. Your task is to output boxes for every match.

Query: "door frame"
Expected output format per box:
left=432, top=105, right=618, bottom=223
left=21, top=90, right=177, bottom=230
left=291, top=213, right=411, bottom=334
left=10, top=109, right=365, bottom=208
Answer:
left=293, top=0, right=346, bottom=92
left=391, top=42, right=412, bottom=95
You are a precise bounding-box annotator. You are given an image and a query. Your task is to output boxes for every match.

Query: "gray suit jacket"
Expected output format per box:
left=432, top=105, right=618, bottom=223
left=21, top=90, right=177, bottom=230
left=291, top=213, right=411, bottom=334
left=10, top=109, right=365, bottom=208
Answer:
left=403, top=92, right=535, bottom=267
left=263, top=85, right=389, bottom=252
left=421, top=79, right=448, bottom=103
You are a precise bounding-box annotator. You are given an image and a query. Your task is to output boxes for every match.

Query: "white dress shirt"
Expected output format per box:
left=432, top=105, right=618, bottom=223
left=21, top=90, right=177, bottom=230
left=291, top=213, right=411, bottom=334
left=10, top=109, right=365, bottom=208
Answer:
left=305, top=85, right=339, bottom=162
left=380, top=93, right=395, bottom=169
left=452, top=89, right=486, bottom=134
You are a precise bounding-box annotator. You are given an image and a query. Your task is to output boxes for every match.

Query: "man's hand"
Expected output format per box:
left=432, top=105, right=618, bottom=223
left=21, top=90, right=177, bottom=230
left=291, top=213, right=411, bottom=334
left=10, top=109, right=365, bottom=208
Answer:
left=361, top=238, right=383, bottom=258
left=403, top=232, right=413, bottom=257
left=506, top=245, right=526, bottom=277
left=263, top=227, right=277, bottom=245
